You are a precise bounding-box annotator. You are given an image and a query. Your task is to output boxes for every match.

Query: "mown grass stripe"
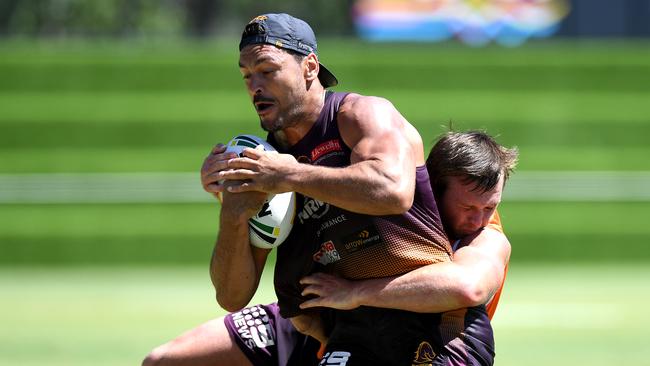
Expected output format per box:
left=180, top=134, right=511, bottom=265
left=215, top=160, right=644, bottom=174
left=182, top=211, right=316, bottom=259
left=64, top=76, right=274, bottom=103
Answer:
left=3, top=118, right=650, bottom=149
left=2, top=90, right=648, bottom=125
left=1, top=171, right=649, bottom=204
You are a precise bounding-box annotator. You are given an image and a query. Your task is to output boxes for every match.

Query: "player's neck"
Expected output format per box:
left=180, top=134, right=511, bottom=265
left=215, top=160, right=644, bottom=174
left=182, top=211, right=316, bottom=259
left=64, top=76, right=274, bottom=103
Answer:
left=274, top=89, right=327, bottom=149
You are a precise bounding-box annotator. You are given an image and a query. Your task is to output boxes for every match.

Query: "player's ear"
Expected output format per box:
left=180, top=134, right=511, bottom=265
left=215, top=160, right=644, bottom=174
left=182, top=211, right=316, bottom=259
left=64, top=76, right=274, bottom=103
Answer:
left=304, top=53, right=319, bottom=82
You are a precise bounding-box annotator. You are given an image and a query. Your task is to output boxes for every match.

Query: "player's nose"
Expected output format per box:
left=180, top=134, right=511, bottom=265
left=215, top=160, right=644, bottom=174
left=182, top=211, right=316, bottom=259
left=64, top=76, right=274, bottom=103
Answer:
left=247, top=76, right=264, bottom=95
left=480, top=212, right=492, bottom=228
left=467, top=213, right=483, bottom=231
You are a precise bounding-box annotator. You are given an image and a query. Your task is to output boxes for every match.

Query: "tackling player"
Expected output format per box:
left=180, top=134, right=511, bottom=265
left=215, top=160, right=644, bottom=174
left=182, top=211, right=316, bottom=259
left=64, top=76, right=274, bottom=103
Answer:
left=302, top=131, right=516, bottom=317
left=301, top=131, right=516, bottom=365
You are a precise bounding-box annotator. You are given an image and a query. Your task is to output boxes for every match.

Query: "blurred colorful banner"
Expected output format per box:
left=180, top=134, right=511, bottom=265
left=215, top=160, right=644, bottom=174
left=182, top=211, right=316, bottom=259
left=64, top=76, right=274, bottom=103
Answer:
left=353, top=0, right=570, bottom=46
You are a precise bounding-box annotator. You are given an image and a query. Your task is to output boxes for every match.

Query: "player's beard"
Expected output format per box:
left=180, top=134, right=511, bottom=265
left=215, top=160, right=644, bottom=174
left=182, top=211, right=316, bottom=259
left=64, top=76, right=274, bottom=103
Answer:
left=260, top=111, right=297, bottom=132
left=260, top=96, right=309, bottom=133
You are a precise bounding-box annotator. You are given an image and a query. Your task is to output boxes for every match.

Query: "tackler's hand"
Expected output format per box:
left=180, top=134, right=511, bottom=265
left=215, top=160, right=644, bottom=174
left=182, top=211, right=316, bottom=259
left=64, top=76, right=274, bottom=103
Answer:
left=299, top=272, right=362, bottom=311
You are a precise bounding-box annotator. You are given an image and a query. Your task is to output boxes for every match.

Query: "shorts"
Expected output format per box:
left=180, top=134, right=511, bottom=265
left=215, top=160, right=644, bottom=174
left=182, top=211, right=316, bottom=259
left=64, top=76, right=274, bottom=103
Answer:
left=224, top=303, right=321, bottom=366
left=320, top=307, right=494, bottom=366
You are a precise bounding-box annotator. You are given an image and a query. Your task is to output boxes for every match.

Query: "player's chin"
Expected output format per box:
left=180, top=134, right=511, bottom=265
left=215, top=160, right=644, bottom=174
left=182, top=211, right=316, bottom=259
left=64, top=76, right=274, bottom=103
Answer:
left=259, top=115, right=283, bottom=132
left=459, top=226, right=482, bottom=237
left=260, top=122, right=279, bottom=133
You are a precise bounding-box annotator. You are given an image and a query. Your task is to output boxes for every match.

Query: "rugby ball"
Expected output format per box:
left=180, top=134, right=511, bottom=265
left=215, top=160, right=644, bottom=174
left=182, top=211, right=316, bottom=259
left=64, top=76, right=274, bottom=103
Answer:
left=224, top=134, right=296, bottom=249
left=225, top=134, right=276, bottom=157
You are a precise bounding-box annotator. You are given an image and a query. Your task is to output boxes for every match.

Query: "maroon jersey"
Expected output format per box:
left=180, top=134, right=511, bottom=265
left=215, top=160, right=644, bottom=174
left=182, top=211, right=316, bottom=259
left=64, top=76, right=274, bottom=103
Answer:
left=268, top=91, right=452, bottom=318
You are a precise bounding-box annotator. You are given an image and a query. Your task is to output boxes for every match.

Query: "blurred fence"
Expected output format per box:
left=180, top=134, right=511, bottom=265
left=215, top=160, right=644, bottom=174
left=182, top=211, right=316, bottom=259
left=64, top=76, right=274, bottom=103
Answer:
left=0, top=0, right=354, bottom=38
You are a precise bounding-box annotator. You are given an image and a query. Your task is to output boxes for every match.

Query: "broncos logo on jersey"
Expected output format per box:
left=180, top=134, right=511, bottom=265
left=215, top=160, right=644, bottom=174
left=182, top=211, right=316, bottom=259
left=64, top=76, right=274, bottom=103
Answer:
left=412, top=341, right=436, bottom=365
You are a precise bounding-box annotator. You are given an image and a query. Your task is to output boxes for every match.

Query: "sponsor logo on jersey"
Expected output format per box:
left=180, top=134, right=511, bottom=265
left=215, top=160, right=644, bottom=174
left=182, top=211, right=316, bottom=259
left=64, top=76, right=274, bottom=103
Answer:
left=316, top=214, right=347, bottom=237
left=341, top=225, right=382, bottom=254
left=297, top=197, right=330, bottom=224
left=311, top=139, right=343, bottom=162
left=313, top=240, right=341, bottom=265
left=319, top=351, right=351, bottom=366
left=231, top=306, right=275, bottom=350
left=412, top=341, right=436, bottom=365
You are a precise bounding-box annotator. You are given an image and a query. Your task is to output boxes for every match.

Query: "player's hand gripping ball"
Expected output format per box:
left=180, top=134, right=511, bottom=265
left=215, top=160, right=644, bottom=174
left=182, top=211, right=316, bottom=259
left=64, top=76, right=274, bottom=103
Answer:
left=223, top=134, right=296, bottom=249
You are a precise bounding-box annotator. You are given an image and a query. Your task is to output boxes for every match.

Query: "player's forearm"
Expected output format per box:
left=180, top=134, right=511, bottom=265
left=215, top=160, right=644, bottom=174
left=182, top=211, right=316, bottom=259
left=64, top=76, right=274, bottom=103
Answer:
left=361, top=230, right=508, bottom=313
left=354, top=262, right=486, bottom=313
left=286, top=160, right=414, bottom=215
left=210, top=214, right=262, bottom=312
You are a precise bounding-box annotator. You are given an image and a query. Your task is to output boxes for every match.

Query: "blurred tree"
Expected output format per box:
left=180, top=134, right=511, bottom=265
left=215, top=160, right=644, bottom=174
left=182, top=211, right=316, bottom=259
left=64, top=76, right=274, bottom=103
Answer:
left=557, top=0, right=650, bottom=37
left=222, top=0, right=354, bottom=36
left=0, top=0, right=353, bottom=38
left=0, top=0, right=20, bottom=35
left=115, top=0, right=141, bottom=37
left=184, top=0, right=220, bottom=37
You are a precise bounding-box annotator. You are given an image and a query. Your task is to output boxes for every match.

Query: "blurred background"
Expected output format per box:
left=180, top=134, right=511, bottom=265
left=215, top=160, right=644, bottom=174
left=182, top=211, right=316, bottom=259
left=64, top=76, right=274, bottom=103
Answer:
left=1, top=0, right=649, bottom=365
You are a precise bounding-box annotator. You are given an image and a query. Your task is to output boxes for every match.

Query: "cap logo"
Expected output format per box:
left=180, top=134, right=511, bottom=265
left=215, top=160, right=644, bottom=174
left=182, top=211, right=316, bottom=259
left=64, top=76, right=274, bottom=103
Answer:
left=275, top=40, right=283, bottom=47
left=243, top=22, right=266, bottom=37
left=249, top=15, right=268, bottom=23
left=298, top=42, right=313, bottom=53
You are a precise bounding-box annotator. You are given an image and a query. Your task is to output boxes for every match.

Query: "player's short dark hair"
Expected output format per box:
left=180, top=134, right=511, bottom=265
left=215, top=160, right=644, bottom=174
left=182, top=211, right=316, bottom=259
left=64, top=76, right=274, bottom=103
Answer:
left=426, top=130, right=519, bottom=196
left=285, top=48, right=306, bottom=64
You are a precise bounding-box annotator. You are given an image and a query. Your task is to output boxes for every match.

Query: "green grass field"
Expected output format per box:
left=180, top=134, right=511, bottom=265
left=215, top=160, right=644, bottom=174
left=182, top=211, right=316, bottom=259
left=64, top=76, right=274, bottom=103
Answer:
left=1, top=264, right=648, bottom=366
left=1, top=38, right=649, bottom=365
left=2, top=201, right=650, bottom=264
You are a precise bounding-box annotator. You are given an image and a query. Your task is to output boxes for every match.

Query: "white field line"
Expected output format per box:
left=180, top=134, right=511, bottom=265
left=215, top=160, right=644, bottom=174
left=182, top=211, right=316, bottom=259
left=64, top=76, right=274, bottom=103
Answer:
left=0, top=171, right=649, bottom=204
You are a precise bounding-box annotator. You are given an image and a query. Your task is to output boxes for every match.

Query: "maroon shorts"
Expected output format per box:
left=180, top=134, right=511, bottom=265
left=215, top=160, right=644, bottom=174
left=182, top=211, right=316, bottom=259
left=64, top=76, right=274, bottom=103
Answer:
left=320, top=306, right=494, bottom=366
left=224, top=303, right=321, bottom=366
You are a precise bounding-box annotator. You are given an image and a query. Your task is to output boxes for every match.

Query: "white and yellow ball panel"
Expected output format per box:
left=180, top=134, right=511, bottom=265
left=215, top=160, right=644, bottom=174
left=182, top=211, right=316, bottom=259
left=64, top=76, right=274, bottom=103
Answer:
left=248, top=191, right=296, bottom=249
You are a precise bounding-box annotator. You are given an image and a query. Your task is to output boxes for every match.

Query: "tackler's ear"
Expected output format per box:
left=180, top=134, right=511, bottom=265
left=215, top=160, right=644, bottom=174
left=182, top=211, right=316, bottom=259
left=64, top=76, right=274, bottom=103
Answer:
left=304, top=53, right=319, bottom=82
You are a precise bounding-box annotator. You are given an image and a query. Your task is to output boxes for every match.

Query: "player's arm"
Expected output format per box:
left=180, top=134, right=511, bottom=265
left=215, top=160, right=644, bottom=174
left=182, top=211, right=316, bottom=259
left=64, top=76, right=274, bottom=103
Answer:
left=202, top=147, right=271, bottom=312
left=293, top=94, right=422, bottom=214
left=210, top=196, right=271, bottom=312
left=219, top=94, right=422, bottom=216
left=300, top=227, right=510, bottom=313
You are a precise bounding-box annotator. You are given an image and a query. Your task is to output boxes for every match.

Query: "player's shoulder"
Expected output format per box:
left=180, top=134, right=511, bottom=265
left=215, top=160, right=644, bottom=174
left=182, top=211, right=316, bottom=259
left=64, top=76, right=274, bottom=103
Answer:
left=484, top=227, right=510, bottom=245
left=339, top=93, right=394, bottom=114
left=338, top=93, right=398, bottom=129
left=487, top=210, right=504, bottom=233
left=480, top=227, right=511, bottom=260
left=461, top=226, right=510, bottom=251
left=457, top=227, right=511, bottom=266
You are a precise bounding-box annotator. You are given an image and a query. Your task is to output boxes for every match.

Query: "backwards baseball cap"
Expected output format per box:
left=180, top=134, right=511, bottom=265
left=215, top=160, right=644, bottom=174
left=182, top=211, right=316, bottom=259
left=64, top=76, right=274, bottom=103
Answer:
left=239, top=13, right=338, bottom=88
